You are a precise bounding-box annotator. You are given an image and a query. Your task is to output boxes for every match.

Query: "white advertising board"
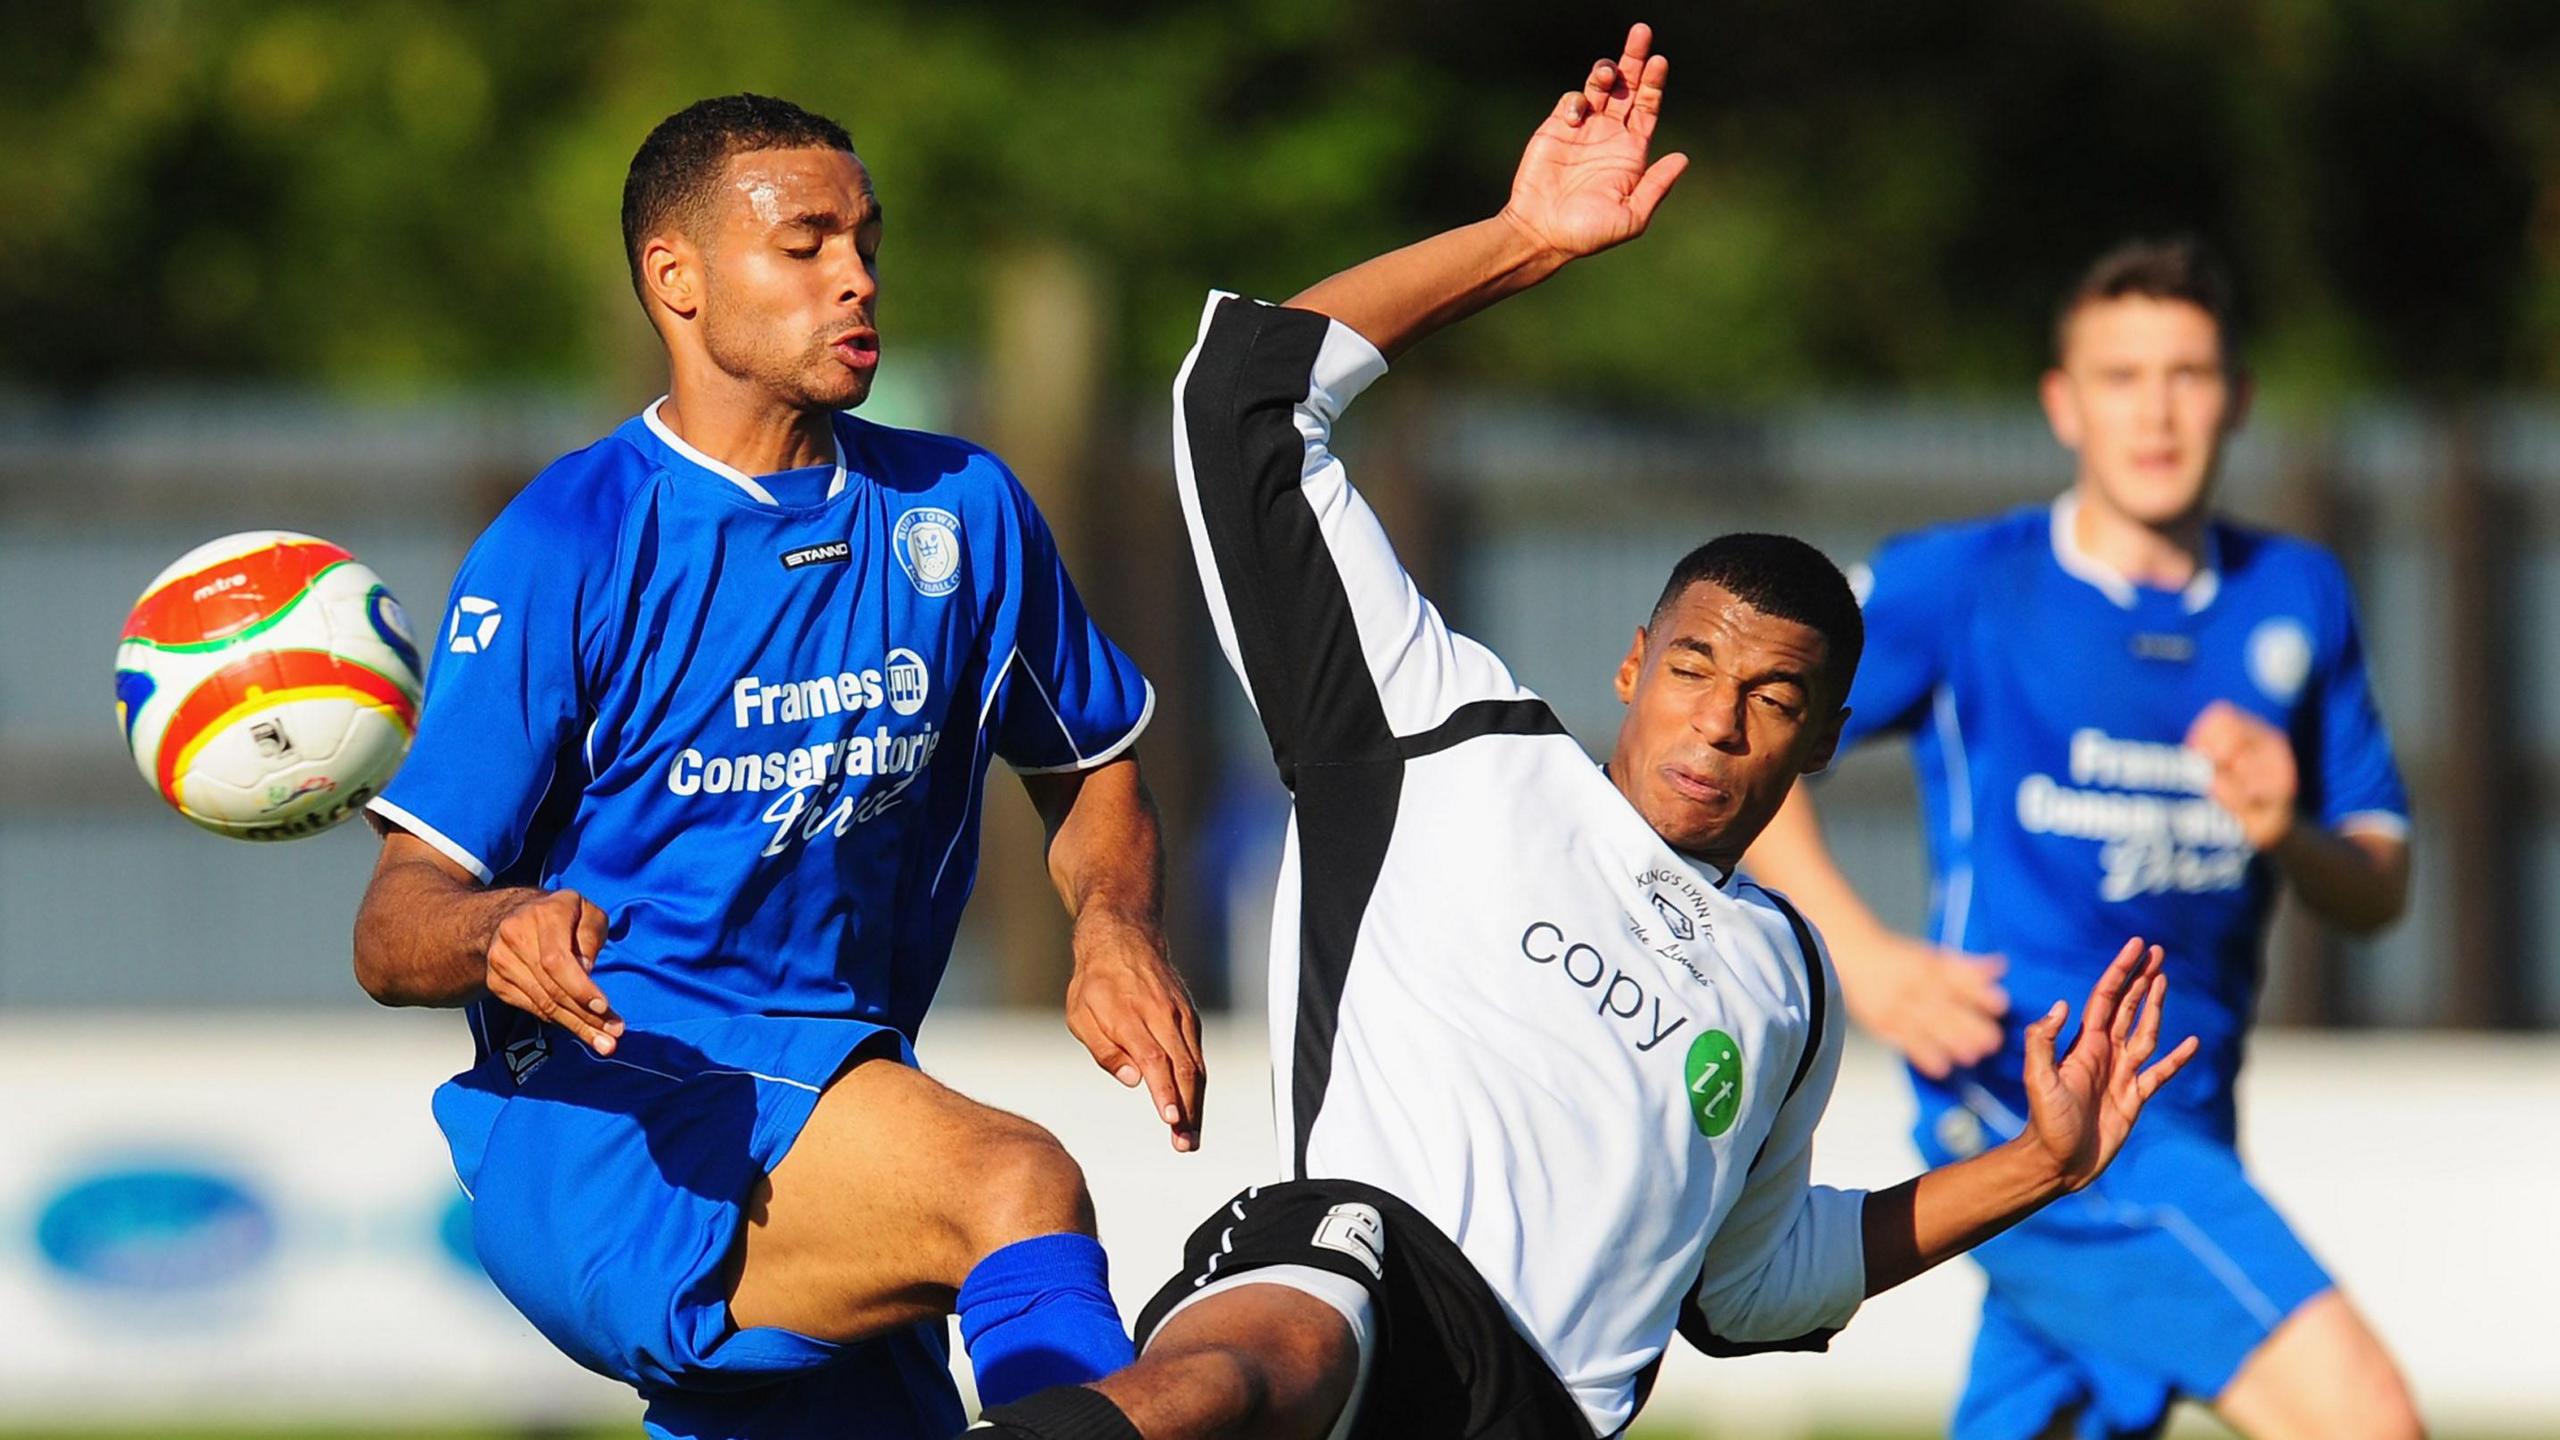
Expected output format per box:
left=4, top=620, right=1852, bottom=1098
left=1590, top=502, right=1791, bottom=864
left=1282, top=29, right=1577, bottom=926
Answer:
left=1, top=1013, right=2550, bottom=1433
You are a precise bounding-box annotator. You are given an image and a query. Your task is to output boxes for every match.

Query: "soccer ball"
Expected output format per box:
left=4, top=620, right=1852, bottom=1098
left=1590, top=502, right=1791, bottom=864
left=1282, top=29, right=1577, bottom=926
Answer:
left=114, top=531, right=425, bottom=840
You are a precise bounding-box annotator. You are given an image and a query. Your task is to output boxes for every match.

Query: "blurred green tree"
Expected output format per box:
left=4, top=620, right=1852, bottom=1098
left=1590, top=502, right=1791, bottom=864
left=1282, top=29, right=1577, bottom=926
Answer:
left=2, top=1, right=2555, bottom=401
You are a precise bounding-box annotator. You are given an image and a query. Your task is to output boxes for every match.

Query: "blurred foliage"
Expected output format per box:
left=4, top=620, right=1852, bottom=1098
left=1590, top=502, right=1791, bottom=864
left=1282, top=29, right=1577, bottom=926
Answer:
left=5, top=0, right=2559, bottom=402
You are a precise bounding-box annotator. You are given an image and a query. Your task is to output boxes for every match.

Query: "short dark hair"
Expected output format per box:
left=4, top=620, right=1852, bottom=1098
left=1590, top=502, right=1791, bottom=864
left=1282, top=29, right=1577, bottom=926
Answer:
left=2053, top=235, right=2241, bottom=368
left=1650, top=533, right=1863, bottom=706
left=621, top=93, right=856, bottom=305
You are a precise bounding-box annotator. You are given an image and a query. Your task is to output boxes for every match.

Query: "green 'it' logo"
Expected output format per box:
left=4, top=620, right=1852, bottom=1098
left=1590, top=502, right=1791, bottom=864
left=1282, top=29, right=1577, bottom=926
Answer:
left=1685, top=1029, right=1744, bottom=1137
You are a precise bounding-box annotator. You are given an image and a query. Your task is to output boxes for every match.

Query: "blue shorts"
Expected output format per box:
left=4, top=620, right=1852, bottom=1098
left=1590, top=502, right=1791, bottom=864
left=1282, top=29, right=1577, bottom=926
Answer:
left=1917, top=1094, right=2332, bottom=1440
left=433, top=1013, right=966, bottom=1440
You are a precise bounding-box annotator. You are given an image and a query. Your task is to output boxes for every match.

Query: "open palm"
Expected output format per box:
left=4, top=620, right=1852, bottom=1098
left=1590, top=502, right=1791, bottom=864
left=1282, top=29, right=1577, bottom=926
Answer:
left=1501, top=23, right=1690, bottom=260
left=2022, top=939, right=2201, bottom=1191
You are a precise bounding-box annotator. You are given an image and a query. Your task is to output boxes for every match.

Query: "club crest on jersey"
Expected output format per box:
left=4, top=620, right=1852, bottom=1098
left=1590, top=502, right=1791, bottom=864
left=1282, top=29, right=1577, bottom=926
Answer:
left=1624, top=866, right=1715, bottom=983
left=2248, top=618, right=2312, bottom=703
left=893, top=507, right=963, bottom=597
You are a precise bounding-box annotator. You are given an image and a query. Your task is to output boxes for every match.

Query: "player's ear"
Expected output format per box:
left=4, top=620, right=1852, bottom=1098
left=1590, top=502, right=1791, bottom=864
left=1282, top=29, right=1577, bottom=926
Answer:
left=1800, top=703, right=1847, bottom=777
left=1615, top=626, right=1648, bottom=705
left=2039, top=367, right=2082, bottom=451
left=641, top=232, right=703, bottom=323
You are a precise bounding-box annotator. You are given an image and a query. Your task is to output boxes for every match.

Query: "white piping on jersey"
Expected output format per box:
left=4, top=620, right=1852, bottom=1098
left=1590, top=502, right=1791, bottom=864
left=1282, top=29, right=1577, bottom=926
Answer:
left=367, top=796, right=495, bottom=884
left=2336, top=809, right=2411, bottom=842
left=1013, top=680, right=1157, bottom=775
left=1015, top=659, right=1086, bottom=766
left=2049, top=493, right=2220, bottom=613
left=584, top=719, right=600, bottom=779
left=642, top=397, right=847, bottom=507
left=931, top=648, right=1018, bottom=898
left=1930, top=686, right=1976, bottom=952
left=588, top=1048, right=823, bottom=1094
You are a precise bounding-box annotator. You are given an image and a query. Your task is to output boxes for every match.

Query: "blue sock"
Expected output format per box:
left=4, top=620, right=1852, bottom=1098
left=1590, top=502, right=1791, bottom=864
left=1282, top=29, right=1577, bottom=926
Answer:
left=956, top=1232, right=1135, bottom=1406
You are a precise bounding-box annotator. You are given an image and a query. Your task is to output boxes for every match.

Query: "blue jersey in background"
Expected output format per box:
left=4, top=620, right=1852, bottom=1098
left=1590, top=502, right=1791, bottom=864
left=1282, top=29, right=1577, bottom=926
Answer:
left=1840, top=495, right=2406, bottom=1139
left=1839, top=494, right=2408, bottom=1439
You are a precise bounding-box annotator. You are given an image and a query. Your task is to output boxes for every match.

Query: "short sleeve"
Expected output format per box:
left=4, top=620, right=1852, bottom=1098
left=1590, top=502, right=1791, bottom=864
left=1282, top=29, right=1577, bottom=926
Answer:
left=1836, top=525, right=1980, bottom=750
left=369, top=493, right=605, bottom=882
left=2304, top=558, right=2409, bottom=837
left=987, top=479, right=1154, bottom=774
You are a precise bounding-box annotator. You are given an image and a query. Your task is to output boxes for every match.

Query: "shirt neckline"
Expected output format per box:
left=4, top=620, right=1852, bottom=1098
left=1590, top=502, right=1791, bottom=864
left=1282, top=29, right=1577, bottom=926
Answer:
left=2048, top=492, right=2220, bottom=613
left=642, top=397, right=850, bottom=508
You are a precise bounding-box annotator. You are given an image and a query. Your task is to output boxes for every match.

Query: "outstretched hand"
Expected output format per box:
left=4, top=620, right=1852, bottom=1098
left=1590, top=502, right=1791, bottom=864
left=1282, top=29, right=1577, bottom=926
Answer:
left=1499, top=23, right=1691, bottom=262
left=2020, top=939, right=2200, bottom=1192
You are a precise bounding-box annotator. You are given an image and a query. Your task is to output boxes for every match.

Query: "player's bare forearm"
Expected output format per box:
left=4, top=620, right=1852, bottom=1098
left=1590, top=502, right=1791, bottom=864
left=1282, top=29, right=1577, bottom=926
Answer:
left=352, top=835, right=513, bottom=1006
left=1025, top=757, right=1164, bottom=931
left=1286, top=217, right=1570, bottom=363
left=1290, top=25, right=1685, bottom=360
left=1748, top=781, right=2010, bottom=1078
left=1024, top=758, right=1205, bottom=1150
left=1859, top=1137, right=2066, bottom=1297
left=354, top=829, right=623, bottom=1053
left=2271, top=824, right=2408, bottom=934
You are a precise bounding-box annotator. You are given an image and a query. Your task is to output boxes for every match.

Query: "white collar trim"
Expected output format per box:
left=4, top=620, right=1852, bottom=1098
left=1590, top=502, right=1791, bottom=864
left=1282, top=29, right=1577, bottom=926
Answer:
left=2049, top=493, right=2219, bottom=613
left=643, top=397, right=848, bottom=506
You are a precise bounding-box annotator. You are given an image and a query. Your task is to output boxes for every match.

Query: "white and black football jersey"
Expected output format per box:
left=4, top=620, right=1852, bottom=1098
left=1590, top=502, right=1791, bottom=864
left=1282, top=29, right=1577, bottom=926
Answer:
left=1171, top=293, right=1871, bottom=1435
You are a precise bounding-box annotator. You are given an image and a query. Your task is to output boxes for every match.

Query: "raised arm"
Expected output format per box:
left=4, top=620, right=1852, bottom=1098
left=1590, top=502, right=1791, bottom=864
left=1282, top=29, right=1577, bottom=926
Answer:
left=1174, top=24, right=1689, bottom=782
left=1288, top=24, right=1687, bottom=359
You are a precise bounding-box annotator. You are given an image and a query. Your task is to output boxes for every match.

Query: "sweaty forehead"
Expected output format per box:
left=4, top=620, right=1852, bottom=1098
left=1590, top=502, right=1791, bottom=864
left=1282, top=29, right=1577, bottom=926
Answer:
left=1655, top=582, right=1830, bottom=675
left=715, top=147, right=874, bottom=229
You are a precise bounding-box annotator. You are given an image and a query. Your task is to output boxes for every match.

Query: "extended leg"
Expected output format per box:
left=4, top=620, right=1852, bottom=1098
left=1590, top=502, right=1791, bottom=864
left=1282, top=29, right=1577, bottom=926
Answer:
left=2214, top=1289, right=2423, bottom=1440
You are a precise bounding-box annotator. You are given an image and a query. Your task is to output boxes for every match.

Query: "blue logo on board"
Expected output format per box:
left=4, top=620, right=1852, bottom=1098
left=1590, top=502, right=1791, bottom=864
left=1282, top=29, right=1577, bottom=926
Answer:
left=35, top=1163, right=277, bottom=1293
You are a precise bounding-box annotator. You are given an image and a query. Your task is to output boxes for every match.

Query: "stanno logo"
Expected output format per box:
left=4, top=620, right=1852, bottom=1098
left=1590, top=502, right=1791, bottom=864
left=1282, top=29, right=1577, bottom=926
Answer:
left=448, top=596, right=502, bottom=654
left=893, top=507, right=963, bottom=597
left=780, top=540, right=851, bottom=571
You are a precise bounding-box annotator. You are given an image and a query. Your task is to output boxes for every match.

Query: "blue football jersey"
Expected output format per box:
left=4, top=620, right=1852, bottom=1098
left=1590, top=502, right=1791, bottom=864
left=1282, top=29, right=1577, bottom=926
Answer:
left=372, top=400, right=1153, bottom=1050
left=1838, top=496, right=2406, bottom=1134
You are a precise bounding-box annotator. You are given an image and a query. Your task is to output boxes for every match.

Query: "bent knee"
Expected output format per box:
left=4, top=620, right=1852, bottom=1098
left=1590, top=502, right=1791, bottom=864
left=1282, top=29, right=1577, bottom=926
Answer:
left=961, top=1117, right=1096, bottom=1253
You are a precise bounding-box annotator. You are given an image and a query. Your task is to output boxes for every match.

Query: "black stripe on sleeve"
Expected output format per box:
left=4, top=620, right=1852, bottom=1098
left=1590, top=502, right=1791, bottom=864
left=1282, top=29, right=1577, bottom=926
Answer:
left=1179, top=297, right=1402, bottom=1174
left=1180, top=297, right=1398, bottom=785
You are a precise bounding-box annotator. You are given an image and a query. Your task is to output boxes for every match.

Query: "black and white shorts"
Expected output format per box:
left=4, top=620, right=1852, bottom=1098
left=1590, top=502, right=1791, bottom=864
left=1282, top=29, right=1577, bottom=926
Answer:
left=1132, top=1178, right=1594, bottom=1440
